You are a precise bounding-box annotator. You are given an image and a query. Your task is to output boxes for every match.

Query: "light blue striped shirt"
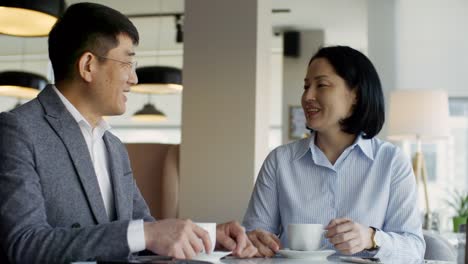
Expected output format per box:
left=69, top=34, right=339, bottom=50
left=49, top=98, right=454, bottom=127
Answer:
left=243, top=133, right=425, bottom=259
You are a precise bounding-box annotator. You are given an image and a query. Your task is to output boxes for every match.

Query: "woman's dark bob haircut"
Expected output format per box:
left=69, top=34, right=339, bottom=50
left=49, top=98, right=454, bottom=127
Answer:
left=308, top=46, right=385, bottom=139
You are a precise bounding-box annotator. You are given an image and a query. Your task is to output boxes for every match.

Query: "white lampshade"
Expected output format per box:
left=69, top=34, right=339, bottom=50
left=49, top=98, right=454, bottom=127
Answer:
left=388, top=89, right=449, bottom=141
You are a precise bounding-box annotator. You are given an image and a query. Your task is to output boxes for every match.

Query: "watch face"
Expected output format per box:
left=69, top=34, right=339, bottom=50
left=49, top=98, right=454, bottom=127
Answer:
left=373, top=230, right=381, bottom=248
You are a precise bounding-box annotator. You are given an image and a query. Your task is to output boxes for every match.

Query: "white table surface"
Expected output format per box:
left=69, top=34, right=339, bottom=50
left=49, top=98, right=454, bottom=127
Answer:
left=221, top=256, right=455, bottom=264
left=73, top=255, right=456, bottom=264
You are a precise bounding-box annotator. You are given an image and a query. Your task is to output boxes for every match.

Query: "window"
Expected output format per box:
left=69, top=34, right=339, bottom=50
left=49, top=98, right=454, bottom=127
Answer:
left=448, top=98, right=468, bottom=191
left=412, top=98, right=468, bottom=231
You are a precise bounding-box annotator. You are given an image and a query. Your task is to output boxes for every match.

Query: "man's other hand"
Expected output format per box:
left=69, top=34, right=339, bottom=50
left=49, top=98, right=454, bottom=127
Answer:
left=144, top=219, right=211, bottom=259
left=216, top=221, right=258, bottom=258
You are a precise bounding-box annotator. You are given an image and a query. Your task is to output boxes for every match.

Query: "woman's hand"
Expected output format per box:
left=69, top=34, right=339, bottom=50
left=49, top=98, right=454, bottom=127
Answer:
left=325, top=218, right=374, bottom=255
left=247, top=229, right=281, bottom=257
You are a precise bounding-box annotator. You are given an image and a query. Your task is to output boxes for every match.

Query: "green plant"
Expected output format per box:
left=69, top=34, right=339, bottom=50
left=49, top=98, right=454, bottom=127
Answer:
left=446, top=189, right=468, bottom=217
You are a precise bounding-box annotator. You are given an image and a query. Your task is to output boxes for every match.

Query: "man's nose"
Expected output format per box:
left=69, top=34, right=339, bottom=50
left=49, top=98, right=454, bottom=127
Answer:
left=129, top=70, right=138, bottom=85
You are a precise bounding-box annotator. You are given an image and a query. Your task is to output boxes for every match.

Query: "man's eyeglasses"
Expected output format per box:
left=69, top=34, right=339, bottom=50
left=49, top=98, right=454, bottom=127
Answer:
left=94, top=54, right=138, bottom=72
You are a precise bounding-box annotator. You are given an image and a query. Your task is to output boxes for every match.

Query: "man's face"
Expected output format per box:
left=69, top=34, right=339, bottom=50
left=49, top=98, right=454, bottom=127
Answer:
left=92, top=33, right=138, bottom=116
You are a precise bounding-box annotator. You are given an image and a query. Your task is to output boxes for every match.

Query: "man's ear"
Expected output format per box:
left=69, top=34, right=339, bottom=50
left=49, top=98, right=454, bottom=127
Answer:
left=78, top=52, right=95, bottom=82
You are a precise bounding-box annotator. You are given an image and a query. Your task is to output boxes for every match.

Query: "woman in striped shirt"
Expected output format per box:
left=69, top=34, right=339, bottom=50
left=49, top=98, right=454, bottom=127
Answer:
left=243, top=46, right=425, bottom=259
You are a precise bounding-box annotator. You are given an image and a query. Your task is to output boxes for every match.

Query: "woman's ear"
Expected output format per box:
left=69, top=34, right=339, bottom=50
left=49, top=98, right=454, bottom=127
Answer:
left=77, top=52, right=94, bottom=82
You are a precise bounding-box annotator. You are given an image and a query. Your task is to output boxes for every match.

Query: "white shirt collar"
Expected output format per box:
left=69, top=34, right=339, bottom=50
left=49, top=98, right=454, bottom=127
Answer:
left=52, top=85, right=111, bottom=133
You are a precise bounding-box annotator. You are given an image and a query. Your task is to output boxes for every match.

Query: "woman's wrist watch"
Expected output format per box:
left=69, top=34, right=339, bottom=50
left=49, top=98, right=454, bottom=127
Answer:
left=368, top=227, right=381, bottom=250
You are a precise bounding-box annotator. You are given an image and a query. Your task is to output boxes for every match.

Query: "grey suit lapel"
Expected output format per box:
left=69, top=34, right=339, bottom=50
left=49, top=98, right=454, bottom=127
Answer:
left=103, top=133, right=130, bottom=220
left=38, top=85, right=109, bottom=224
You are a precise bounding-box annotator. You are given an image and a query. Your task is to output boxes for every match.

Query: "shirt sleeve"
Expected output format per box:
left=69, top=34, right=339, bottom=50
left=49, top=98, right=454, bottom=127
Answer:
left=372, top=148, right=426, bottom=259
left=242, top=149, right=281, bottom=235
left=127, top=219, right=146, bottom=253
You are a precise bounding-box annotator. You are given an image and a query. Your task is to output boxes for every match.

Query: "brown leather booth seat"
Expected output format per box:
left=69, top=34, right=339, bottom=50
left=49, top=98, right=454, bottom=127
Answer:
left=125, top=143, right=179, bottom=219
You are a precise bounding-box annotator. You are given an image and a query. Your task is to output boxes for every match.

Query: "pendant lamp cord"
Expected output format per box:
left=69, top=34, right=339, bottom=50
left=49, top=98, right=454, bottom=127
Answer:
left=156, top=0, right=162, bottom=66
left=20, top=38, right=26, bottom=70
left=17, top=39, right=27, bottom=103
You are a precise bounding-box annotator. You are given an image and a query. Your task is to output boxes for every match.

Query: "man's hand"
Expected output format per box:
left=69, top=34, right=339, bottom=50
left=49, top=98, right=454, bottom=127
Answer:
left=216, top=221, right=257, bottom=258
left=325, top=218, right=373, bottom=255
left=247, top=229, right=281, bottom=257
left=144, top=219, right=211, bottom=259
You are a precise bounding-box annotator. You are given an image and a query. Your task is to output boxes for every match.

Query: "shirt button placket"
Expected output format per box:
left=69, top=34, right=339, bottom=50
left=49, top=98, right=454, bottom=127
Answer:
left=330, top=170, right=338, bottom=214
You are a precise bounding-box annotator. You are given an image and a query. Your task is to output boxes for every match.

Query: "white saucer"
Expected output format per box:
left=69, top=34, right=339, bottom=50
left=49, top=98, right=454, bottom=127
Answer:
left=278, top=249, right=335, bottom=260
left=192, top=251, right=232, bottom=263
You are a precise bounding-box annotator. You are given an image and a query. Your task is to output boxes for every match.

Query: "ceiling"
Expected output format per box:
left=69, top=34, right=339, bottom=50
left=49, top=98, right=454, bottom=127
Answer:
left=0, top=0, right=367, bottom=56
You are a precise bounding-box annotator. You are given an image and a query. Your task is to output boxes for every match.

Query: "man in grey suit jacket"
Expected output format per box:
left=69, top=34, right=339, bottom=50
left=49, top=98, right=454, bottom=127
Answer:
left=0, top=3, right=256, bottom=264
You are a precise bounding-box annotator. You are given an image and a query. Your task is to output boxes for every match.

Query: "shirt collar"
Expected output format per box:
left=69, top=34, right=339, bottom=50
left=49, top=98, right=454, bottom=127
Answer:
left=52, top=85, right=111, bottom=133
left=292, top=136, right=314, bottom=161
left=292, top=132, right=374, bottom=161
left=353, top=134, right=374, bottom=161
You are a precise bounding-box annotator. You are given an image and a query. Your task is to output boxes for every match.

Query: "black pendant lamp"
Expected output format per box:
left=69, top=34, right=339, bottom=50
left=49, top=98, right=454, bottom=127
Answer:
left=132, top=66, right=182, bottom=94
left=0, top=71, right=48, bottom=99
left=0, top=0, right=66, bottom=37
left=132, top=103, right=167, bottom=122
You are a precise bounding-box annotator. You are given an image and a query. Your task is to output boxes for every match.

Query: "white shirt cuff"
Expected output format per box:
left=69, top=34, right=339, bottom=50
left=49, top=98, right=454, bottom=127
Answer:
left=127, top=219, right=146, bottom=253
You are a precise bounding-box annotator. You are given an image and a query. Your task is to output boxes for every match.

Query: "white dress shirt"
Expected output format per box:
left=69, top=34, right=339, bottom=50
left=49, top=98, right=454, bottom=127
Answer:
left=53, top=86, right=145, bottom=253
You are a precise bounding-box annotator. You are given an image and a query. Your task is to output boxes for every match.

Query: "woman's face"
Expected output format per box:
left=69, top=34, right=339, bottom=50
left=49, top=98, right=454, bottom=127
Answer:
left=301, top=58, right=357, bottom=135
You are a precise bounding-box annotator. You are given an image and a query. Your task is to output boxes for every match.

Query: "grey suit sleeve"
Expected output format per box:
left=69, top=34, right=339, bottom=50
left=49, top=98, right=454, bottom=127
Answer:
left=0, top=112, right=131, bottom=264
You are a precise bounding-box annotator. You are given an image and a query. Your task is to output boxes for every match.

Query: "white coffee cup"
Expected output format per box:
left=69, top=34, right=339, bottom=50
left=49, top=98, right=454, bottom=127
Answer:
left=288, top=223, right=325, bottom=251
left=195, top=222, right=216, bottom=253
